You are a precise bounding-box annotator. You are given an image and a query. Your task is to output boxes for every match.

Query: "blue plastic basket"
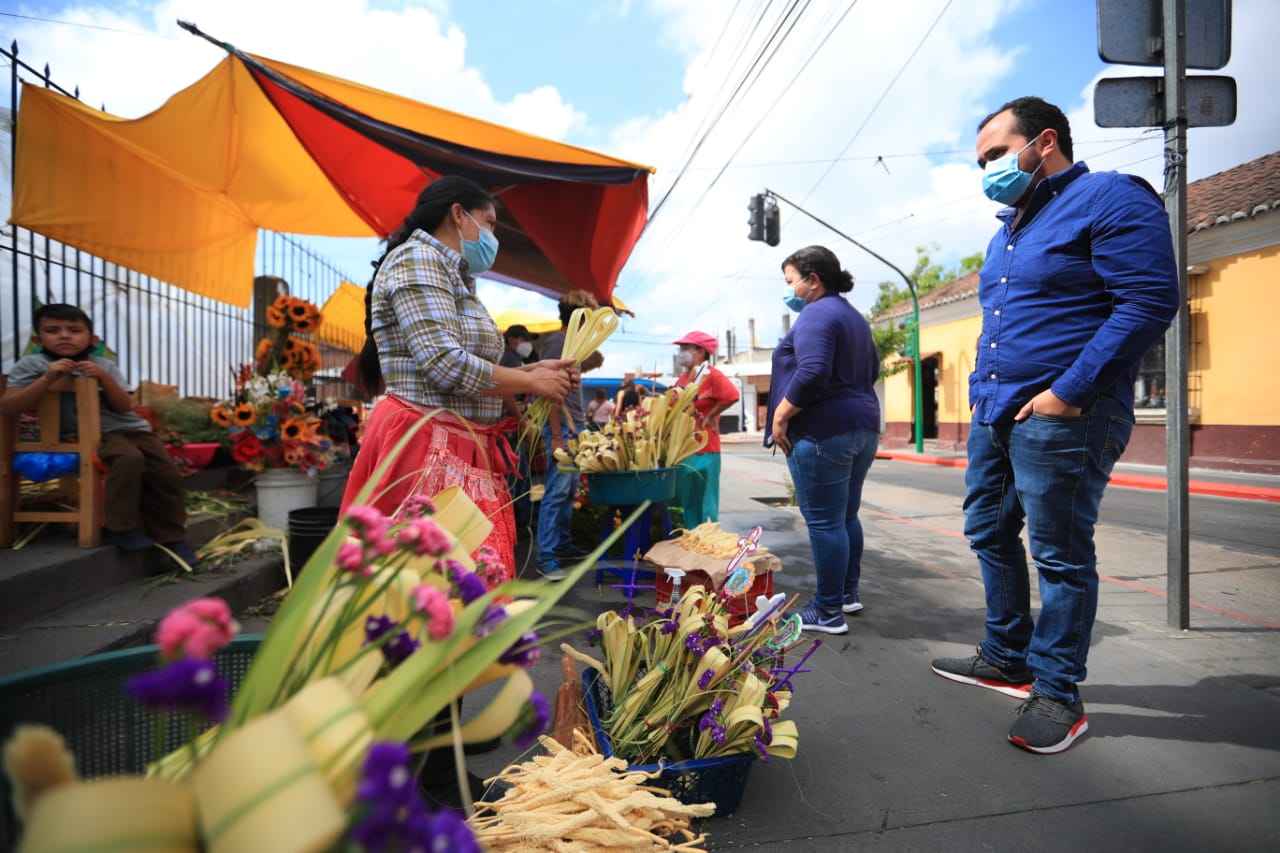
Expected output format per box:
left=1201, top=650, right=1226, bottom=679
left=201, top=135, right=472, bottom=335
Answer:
left=584, top=467, right=679, bottom=505
left=582, top=669, right=754, bottom=817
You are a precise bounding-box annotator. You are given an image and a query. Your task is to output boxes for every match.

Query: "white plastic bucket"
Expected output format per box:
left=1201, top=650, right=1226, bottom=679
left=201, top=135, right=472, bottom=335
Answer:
left=255, top=468, right=319, bottom=531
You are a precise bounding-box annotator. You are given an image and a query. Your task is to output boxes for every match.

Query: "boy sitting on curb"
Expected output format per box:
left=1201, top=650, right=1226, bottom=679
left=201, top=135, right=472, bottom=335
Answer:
left=1, top=303, right=196, bottom=563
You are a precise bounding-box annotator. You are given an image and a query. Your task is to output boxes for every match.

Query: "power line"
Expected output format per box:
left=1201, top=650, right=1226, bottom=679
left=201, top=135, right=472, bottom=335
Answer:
left=1, top=11, right=170, bottom=39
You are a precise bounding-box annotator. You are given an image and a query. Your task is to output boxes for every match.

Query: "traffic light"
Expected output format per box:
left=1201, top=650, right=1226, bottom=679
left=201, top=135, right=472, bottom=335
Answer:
left=747, top=193, right=766, bottom=242
left=764, top=199, right=780, bottom=247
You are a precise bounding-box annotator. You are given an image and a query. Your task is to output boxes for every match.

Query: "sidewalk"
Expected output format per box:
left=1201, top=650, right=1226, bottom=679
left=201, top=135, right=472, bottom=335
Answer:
left=722, top=430, right=1280, bottom=502
left=647, top=448, right=1280, bottom=850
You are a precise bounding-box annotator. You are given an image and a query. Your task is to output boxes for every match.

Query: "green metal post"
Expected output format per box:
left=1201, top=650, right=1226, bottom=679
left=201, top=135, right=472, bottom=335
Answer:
left=911, top=287, right=923, bottom=453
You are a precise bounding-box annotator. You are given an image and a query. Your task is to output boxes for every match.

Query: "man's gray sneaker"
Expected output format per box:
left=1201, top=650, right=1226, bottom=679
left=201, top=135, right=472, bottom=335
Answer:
left=930, top=646, right=1033, bottom=698
left=1008, top=694, right=1088, bottom=754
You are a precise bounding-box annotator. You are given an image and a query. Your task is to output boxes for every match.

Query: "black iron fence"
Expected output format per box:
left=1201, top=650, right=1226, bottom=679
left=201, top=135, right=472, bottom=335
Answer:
left=1, top=41, right=364, bottom=400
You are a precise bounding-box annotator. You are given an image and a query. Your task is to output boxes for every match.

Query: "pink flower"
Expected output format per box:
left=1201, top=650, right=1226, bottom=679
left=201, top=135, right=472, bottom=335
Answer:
left=337, top=541, right=369, bottom=574
left=474, top=545, right=508, bottom=586
left=395, top=518, right=452, bottom=557
left=156, top=597, right=238, bottom=660
left=398, top=494, right=436, bottom=519
left=345, top=504, right=391, bottom=542
left=411, top=585, right=455, bottom=641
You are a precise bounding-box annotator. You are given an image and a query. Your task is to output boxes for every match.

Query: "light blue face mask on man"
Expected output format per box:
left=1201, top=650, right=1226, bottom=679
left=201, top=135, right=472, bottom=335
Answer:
left=460, top=211, right=499, bottom=273
left=981, top=132, right=1044, bottom=205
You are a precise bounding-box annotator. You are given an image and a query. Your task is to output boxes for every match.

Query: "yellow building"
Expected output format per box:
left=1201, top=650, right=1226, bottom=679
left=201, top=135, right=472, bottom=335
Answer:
left=879, top=150, right=1280, bottom=474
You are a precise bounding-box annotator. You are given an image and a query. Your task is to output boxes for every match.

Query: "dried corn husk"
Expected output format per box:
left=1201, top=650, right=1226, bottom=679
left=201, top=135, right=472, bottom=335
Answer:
left=468, top=733, right=713, bottom=851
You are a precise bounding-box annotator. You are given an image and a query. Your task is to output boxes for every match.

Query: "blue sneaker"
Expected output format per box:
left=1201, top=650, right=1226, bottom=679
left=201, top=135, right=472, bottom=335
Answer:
left=841, top=591, right=864, bottom=614
left=536, top=560, right=566, bottom=582
left=797, top=604, right=848, bottom=635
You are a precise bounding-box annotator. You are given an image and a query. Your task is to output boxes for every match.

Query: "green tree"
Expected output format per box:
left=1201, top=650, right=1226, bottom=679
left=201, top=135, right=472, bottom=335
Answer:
left=866, top=244, right=983, bottom=375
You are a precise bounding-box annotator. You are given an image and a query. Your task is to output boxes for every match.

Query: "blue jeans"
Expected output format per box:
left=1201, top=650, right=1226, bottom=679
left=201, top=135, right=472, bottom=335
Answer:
left=964, top=394, right=1134, bottom=704
left=536, top=422, right=578, bottom=563
left=786, top=429, right=879, bottom=616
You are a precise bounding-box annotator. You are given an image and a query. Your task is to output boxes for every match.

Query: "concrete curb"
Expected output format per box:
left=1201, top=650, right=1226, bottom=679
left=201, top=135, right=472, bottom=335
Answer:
left=875, top=449, right=1280, bottom=503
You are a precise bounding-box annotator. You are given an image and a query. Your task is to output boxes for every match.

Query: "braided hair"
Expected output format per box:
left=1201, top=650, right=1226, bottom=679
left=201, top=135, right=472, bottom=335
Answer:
left=354, top=176, right=496, bottom=396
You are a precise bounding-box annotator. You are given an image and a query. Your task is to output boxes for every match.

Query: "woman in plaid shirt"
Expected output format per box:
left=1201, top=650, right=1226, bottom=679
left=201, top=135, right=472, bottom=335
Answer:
left=342, top=176, right=579, bottom=583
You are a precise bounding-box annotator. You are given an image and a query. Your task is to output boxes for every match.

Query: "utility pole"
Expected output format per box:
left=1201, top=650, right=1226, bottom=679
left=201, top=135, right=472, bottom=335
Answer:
left=760, top=188, right=924, bottom=453
left=1095, top=0, right=1233, bottom=629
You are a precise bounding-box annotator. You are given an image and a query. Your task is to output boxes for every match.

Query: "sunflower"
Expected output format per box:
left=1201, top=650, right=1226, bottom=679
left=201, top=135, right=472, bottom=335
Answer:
left=210, top=406, right=232, bottom=427
left=292, top=316, right=316, bottom=333
left=284, top=336, right=301, bottom=353
left=288, top=300, right=311, bottom=321
left=232, top=403, right=257, bottom=428
left=266, top=306, right=286, bottom=328
left=280, top=417, right=309, bottom=441
left=255, top=339, right=274, bottom=361
left=271, top=294, right=292, bottom=312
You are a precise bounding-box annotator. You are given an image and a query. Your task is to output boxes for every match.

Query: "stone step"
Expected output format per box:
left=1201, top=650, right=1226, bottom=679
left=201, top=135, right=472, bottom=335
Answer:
left=0, top=512, right=245, bottom=631
left=0, top=548, right=287, bottom=677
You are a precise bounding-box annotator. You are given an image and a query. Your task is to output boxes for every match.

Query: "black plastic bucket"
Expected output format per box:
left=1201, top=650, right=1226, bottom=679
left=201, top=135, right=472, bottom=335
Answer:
left=287, top=506, right=341, bottom=572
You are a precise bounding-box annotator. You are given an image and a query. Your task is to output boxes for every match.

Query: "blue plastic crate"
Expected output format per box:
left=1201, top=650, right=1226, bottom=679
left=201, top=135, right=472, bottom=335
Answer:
left=582, top=669, right=754, bottom=817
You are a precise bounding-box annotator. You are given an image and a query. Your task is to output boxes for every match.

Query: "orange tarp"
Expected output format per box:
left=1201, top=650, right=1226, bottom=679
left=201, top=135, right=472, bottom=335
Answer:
left=11, top=51, right=652, bottom=309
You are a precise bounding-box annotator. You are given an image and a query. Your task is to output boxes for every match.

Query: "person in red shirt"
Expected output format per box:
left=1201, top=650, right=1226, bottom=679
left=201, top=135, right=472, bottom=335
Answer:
left=672, top=331, right=739, bottom=525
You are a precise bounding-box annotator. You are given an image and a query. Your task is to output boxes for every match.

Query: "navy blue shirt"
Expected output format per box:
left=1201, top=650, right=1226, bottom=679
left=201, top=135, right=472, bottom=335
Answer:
left=970, top=162, right=1179, bottom=424
left=765, top=292, right=880, bottom=445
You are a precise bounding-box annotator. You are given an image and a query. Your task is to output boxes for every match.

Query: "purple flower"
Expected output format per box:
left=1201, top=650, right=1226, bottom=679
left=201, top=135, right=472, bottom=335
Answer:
left=422, top=808, right=481, bottom=853
left=364, top=613, right=395, bottom=644
left=351, top=741, right=442, bottom=851
left=437, top=557, right=470, bottom=578
left=684, top=633, right=704, bottom=653
left=355, top=742, right=415, bottom=804
left=660, top=619, right=679, bottom=635
left=475, top=604, right=508, bottom=637
left=711, top=724, right=727, bottom=744
left=587, top=627, right=604, bottom=647
left=383, top=630, right=420, bottom=666
left=499, top=631, right=541, bottom=668
left=126, top=657, right=228, bottom=721
left=697, top=698, right=724, bottom=736
left=507, top=690, right=550, bottom=751
left=453, top=571, right=487, bottom=605
left=698, top=668, right=715, bottom=690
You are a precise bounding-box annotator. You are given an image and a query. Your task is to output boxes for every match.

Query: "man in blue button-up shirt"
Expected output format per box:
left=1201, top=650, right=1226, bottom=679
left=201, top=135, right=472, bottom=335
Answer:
left=931, top=97, right=1179, bottom=755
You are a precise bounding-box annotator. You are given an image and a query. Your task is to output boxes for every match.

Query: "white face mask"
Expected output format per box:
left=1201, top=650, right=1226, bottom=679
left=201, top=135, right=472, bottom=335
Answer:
left=675, top=351, right=694, bottom=368
left=515, top=341, right=533, bottom=359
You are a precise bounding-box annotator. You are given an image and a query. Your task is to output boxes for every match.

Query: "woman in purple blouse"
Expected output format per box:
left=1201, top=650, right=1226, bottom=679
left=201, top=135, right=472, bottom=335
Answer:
left=766, top=245, right=881, bottom=636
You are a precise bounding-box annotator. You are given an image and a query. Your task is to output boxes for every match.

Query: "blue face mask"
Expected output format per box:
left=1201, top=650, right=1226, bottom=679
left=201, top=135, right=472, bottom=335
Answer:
left=460, top=211, right=499, bottom=274
left=981, top=133, right=1044, bottom=205
left=783, top=282, right=807, bottom=313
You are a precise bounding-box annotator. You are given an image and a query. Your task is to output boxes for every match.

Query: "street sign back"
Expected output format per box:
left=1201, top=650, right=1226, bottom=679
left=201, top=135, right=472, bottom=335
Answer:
left=1094, top=75, right=1237, bottom=127
left=1097, top=0, right=1232, bottom=70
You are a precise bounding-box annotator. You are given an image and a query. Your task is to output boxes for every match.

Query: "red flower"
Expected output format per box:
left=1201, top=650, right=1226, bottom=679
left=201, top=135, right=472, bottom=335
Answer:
left=231, top=432, right=264, bottom=463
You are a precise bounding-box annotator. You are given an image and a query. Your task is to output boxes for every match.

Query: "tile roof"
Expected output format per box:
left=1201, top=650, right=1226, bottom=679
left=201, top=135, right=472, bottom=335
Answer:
left=1187, top=150, right=1280, bottom=233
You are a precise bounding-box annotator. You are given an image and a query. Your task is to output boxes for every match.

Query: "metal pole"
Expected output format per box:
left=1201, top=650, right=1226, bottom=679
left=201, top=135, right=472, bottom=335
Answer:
left=1163, top=0, right=1190, bottom=629
left=764, top=187, right=924, bottom=452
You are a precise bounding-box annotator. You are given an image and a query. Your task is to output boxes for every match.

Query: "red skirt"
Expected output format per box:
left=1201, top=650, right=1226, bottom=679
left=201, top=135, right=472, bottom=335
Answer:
left=339, top=396, right=517, bottom=586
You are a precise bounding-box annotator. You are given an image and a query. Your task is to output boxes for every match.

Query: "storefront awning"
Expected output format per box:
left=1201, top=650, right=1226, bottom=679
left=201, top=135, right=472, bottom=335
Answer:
left=11, top=41, right=652, bottom=310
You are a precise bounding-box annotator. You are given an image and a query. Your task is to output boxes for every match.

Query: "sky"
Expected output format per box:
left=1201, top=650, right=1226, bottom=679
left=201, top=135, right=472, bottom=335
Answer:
left=3, top=0, right=1277, bottom=378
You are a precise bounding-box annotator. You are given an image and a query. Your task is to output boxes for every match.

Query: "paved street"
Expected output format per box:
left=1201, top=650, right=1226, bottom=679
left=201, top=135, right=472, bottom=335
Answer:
left=479, top=443, right=1280, bottom=851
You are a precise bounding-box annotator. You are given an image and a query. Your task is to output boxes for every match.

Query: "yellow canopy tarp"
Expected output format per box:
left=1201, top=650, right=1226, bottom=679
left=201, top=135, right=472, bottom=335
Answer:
left=316, top=282, right=368, bottom=353
left=490, top=309, right=562, bottom=336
